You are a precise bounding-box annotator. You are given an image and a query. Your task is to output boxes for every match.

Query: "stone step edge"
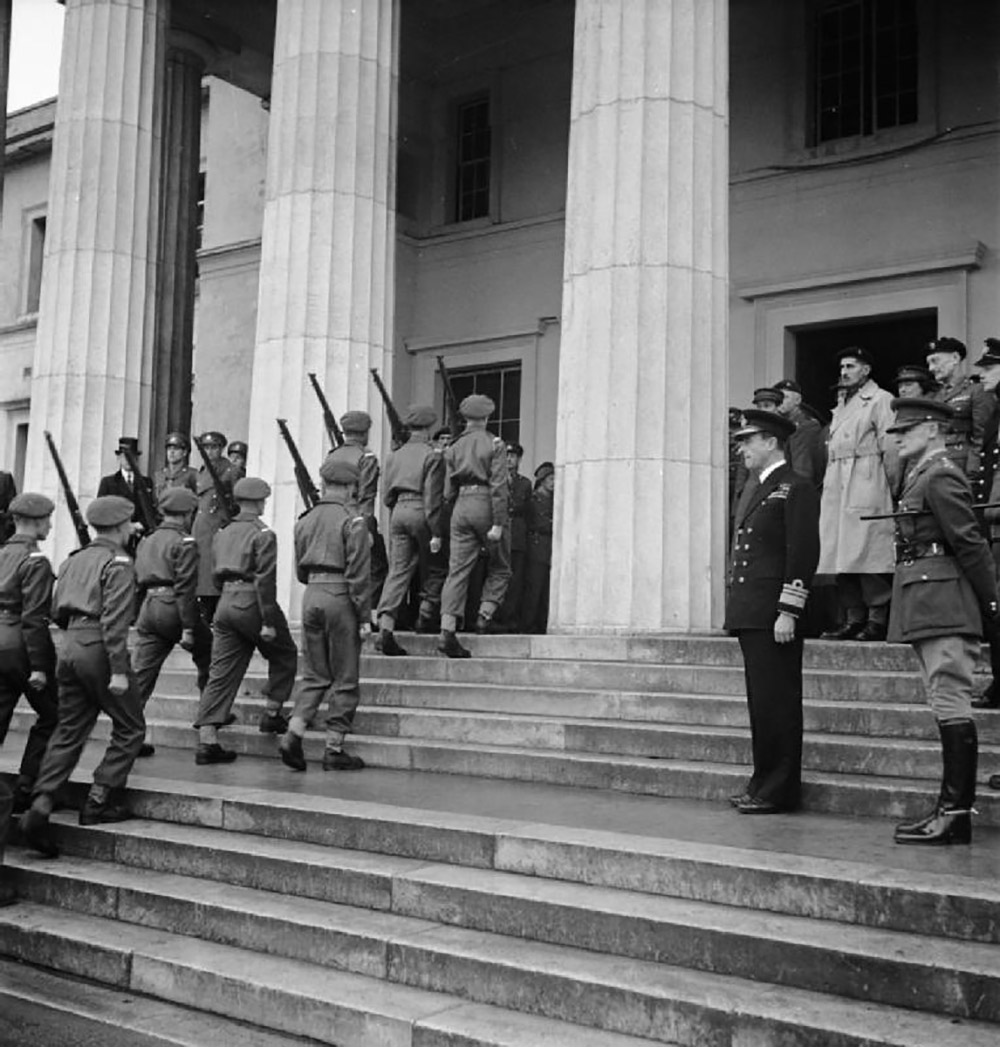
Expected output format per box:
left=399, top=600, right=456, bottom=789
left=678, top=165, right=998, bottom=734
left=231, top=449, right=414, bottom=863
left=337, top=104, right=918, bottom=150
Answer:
left=1, top=901, right=994, bottom=1047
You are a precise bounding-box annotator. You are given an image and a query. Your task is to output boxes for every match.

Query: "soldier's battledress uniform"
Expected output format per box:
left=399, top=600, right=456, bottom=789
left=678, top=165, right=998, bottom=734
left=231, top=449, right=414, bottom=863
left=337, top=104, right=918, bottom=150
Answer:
left=193, top=496, right=297, bottom=736
left=0, top=500, right=58, bottom=809
left=521, top=466, right=554, bottom=634
left=192, top=435, right=235, bottom=619
left=498, top=466, right=533, bottom=629
left=930, top=373, right=992, bottom=479
left=153, top=462, right=199, bottom=503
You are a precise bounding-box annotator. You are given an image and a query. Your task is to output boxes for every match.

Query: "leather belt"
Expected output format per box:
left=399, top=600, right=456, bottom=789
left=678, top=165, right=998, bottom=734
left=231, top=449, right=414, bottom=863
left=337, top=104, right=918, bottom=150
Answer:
left=146, top=585, right=174, bottom=595
left=221, top=579, right=256, bottom=590
left=309, top=569, right=345, bottom=582
left=896, top=541, right=952, bottom=565
left=394, top=492, right=423, bottom=502
left=457, top=484, right=489, bottom=494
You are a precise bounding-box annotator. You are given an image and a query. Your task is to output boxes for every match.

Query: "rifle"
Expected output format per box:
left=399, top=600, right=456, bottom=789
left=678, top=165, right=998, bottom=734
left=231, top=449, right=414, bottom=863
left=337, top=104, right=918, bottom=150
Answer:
left=43, top=431, right=90, bottom=547
left=307, top=372, right=345, bottom=449
left=370, top=367, right=409, bottom=447
left=192, top=435, right=237, bottom=517
left=861, top=502, right=1000, bottom=521
left=117, top=444, right=159, bottom=535
left=436, top=355, right=463, bottom=438
left=276, top=419, right=320, bottom=510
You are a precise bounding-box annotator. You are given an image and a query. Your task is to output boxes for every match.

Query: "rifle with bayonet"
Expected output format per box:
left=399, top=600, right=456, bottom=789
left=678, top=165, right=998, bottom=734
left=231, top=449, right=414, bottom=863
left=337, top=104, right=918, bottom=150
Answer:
left=369, top=367, right=409, bottom=447
left=861, top=502, right=1000, bottom=521
left=43, top=431, right=90, bottom=547
left=276, top=419, right=320, bottom=510
left=436, top=355, right=463, bottom=438
left=117, top=444, right=159, bottom=536
left=307, top=372, right=345, bottom=449
left=192, top=435, right=238, bottom=517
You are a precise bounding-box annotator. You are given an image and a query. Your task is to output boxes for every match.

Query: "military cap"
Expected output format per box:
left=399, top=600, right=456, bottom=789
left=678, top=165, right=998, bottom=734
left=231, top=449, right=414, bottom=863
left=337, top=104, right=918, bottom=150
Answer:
left=772, top=378, right=802, bottom=395
left=926, top=336, right=966, bottom=360
left=199, top=431, right=227, bottom=449
left=975, top=339, right=1000, bottom=368
left=403, top=404, right=437, bottom=429
left=115, top=436, right=141, bottom=456
left=9, top=492, right=55, bottom=519
left=752, top=387, right=783, bottom=407
left=319, top=457, right=359, bottom=485
left=228, top=441, right=248, bottom=459
left=506, top=442, right=524, bottom=457
left=165, top=431, right=190, bottom=451
left=459, top=394, right=495, bottom=420
left=86, top=495, right=135, bottom=527
left=733, top=409, right=796, bottom=442
left=894, top=364, right=936, bottom=391
left=158, top=487, right=198, bottom=514
left=432, top=427, right=452, bottom=442
left=233, top=476, right=271, bottom=500
left=534, top=461, right=555, bottom=481
left=886, top=397, right=956, bottom=433
left=836, top=346, right=874, bottom=368
left=340, top=410, right=372, bottom=433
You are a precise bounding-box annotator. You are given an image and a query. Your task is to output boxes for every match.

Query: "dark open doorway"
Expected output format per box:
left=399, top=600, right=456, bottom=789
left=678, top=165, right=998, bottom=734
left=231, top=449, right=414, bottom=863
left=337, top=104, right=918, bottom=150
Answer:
left=793, top=311, right=938, bottom=418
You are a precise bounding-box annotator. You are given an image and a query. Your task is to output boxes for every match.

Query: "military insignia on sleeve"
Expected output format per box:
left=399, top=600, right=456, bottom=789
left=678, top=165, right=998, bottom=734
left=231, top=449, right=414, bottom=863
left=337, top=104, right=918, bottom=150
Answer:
left=779, top=579, right=809, bottom=613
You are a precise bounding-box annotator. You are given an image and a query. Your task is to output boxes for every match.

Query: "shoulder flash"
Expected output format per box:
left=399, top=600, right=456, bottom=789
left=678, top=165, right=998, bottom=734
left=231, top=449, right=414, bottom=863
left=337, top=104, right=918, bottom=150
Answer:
left=361, top=449, right=377, bottom=459
left=28, top=550, right=48, bottom=559
left=181, top=535, right=197, bottom=543
left=113, top=555, right=132, bottom=565
left=259, top=523, right=272, bottom=533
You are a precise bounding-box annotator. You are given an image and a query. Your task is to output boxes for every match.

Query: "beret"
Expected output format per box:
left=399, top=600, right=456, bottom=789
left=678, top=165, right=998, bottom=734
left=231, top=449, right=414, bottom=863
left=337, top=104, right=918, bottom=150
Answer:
left=228, top=441, right=248, bottom=457
left=9, top=492, right=55, bottom=519
left=733, top=409, right=796, bottom=442
left=158, top=487, right=198, bottom=514
left=320, top=456, right=359, bottom=485
left=772, top=378, right=801, bottom=394
left=926, top=336, right=966, bottom=360
left=233, top=476, right=271, bottom=500
left=86, top=495, right=135, bottom=527
left=165, top=431, right=190, bottom=450
left=403, top=404, right=437, bottom=429
left=887, top=397, right=956, bottom=433
left=199, top=431, right=227, bottom=448
left=752, top=387, right=783, bottom=407
left=340, top=410, right=372, bottom=433
left=836, top=346, right=874, bottom=368
left=115, top=436, right=141, bottom=456
left=975, top=339, right=1000, bottom=368
left=459, top=394, right=495, bottom=420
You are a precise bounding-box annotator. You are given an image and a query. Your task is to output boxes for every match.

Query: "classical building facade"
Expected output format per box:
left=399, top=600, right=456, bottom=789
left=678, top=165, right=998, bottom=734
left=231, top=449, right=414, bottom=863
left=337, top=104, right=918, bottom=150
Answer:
left=1, top=0, right=998, bottom=630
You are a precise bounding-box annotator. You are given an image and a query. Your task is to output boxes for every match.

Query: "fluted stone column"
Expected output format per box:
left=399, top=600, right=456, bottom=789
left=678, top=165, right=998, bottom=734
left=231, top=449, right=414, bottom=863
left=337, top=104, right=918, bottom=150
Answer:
left=247, top=0, right=398, bottom=614
left=552, top=0, right=729, bottom=634
left=26, top=0, right=165, bottom=562
left=150, top=33, right=210, bottom=459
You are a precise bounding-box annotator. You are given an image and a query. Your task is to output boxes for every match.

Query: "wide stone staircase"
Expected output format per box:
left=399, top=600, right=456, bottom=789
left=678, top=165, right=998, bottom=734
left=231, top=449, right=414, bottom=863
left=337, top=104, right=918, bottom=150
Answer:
left=1, top=632, right=999, bottom=1045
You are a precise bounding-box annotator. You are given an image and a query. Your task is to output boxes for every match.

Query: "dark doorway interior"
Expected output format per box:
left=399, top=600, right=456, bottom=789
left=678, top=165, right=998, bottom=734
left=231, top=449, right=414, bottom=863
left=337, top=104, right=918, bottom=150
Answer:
left=793, top=311, right=938, bottom=418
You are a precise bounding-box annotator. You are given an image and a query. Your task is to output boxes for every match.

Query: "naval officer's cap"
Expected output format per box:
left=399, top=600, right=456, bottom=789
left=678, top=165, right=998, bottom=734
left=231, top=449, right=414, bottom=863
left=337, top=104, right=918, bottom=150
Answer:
left=732, top=409, right=796, bottom=442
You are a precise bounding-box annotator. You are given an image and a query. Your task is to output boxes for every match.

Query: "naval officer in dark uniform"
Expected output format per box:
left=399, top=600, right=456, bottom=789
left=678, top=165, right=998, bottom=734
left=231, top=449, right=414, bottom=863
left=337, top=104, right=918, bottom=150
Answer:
left=887, top=398, right=998, bottom=844
left=725, top=409, right=820, bottom=814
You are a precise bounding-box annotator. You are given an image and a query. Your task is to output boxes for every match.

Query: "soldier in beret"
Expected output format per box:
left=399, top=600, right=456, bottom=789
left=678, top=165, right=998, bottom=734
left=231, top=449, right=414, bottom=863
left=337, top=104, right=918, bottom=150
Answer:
left=974, top=339, right=1000, bottom=714
left=926, top=336, right=992, bottom=478
left=192, top=430, right=236, bottom=625
left=438, top=393, right=511, bottom=658
left=773, top=378, right=827, bottom=490
left=725, top=410, right=820, bottom=814
left=279, top=457, right=371, bottom=772
left=153, top=431, right=198, bottom=504
left=192, top=477, right=297, bottom=765
left=131, top=486, right=213, bottom=757
left=20, top=496, right=144, bottom=856
left=0, top=494, right=59, bottom=814
left=886, top=398, right=998, bottom=844
left=375, top=404, right=446, bottom=655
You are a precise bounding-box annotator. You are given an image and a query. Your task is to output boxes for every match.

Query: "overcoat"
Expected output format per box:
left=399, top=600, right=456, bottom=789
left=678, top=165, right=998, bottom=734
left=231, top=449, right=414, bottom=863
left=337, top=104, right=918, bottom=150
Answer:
left=817, top=380, right=899, bottom=574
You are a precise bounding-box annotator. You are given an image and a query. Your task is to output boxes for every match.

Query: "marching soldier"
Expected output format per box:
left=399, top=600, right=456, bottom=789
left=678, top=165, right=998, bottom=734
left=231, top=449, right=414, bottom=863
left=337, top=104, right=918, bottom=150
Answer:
left=886, top=398, right=998, bottom=844
left=925, top=337, right=992, bottom=478
left=192, top=477, right=297, bottom=765
left=192, top=430, right=236, bottom=624
left=131, top=487, right=213, bottom=757
left=0, top=494, right=59, bottom=814
left=279, top=458, right=371, bottom=772
left=20, top=496, right=144, bottom=857
left=438, top=394, right=511, bottom=658
left=375, top=404, right=446, bottom=654
left=152, top=431, right=199, bottom=503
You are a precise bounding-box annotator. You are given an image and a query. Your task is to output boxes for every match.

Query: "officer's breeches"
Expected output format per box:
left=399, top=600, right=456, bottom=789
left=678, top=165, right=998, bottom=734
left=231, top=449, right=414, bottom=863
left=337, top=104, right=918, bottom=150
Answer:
left=911, top=635, right=978, bottom=721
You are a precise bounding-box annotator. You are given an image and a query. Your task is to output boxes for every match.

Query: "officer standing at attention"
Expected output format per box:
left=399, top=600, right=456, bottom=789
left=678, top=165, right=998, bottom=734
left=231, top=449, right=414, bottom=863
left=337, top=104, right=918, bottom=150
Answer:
left=152, top=431, right=199, bottom=503
left=192, top=431, right=236, bottom=624
left=438, top=394, right=511, bottom=658
left=0, top=494, right=59, bottom=814
left=497, top=442, right=533, bottom=631
left=725, top=409, right=820, bottom=815
left=279, top=458, right=371, bottom=772
left=974, top=339, right=1000, bottom=712
left=19, top=496, right=144, bottom=857
left=375, top=404, right=446, bottom=655
left=131, top=487, right=212, bottom=757
left=192, top=477, right=297, bottom=765
left=228, top=441, right=248, bottom=481
left=925, top=336, right=992, bottom=478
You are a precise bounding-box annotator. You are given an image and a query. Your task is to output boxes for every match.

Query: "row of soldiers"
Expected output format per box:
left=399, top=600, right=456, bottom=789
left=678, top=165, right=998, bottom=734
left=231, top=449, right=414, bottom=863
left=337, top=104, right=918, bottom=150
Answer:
left=0, top=393, right=547, bottom=860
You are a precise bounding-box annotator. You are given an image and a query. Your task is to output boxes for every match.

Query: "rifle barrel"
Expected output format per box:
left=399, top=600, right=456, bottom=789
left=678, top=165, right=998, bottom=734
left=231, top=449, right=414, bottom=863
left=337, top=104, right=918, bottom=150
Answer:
left=277, top=418, right=320, bottom=509
left=43, top=430, right=90, bottom=547
left=307, top=372, right=345, bottom=448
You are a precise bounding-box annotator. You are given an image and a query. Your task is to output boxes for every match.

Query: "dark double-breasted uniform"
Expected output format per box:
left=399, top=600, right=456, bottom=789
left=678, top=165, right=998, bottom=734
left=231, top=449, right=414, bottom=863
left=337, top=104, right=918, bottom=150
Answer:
left=32, top=539, right=145, bottom=799
left=194, top=512, right=297, bottom=729
left=725, top=463, right=820, bottom=810
left=0, top=534, right=58, bottom=803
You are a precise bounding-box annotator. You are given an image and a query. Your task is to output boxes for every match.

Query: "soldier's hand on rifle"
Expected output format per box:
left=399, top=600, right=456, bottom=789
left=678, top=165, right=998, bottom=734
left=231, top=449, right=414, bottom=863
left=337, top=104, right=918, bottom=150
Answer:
left=430, top=536, right=442, bottom=554
left=486, top=524, right=503, bottom=543
left=28, top=670, right=47, bottom=691
left=260, top=624, right=276, bottom=643
left=180, top=629, right=195, bottom=651
left=109, top=673, right=129, bottom=696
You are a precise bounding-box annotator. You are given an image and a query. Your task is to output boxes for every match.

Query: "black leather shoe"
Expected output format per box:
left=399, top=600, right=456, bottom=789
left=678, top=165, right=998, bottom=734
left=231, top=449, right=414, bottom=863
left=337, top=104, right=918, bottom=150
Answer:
left=438, top=631, right=471, bottom=659
left=475, top=615, right=503, bottom=635
left=728, top=792, right=753, bottom=808
left=19, top=809, right=59, bottom=858
left=195, top=743, right=238, bottom=765
left=322, top=750, right=365, bottom=771
left=894, top=805, right=972, bottom=845
left=259, top=712, right=289, bottom=735
left=988, top=774, right=1000, bottom=790
left=79, top=800, right=132, bottom=826
left=138, top=742, right=156, bottom=758
left=820, top=620, right=865, bottom=640
left=735, top=796, right=783, bottom=815
left=854, top=622, right=887, bottom=642
left=279, top=733, right=307, bottom=772
left=378, top=630, right=408, bottom=656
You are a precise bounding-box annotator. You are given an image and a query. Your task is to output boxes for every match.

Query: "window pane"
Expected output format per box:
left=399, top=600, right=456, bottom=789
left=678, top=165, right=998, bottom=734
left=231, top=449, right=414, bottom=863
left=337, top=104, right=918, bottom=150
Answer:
left=455, top=97, right=491, bottom=222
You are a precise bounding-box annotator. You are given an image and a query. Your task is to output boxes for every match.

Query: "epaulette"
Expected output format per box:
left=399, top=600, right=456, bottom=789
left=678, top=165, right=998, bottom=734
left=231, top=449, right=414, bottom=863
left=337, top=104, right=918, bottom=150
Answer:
left=350, top=515, right=367, bottom=526
left=361, top=449, right=377, bottom=460
left=28, top=551, right=47, bottom=559
left=181, top=535, right=197, bottom=543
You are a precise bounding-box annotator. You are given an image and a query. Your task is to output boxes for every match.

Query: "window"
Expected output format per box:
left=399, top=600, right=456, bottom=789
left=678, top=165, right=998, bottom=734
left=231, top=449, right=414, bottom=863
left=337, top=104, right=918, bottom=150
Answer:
left=447, top=362, right=521, bottom=444
left=13, top=422, right=28, bottom=492
left=813, top=0, right=918, bottom=144
left=455, top=96, right=491, bottom=222
left=25, top=215, right=46, bottom=314
left=195, top=171, right=206, bottom=253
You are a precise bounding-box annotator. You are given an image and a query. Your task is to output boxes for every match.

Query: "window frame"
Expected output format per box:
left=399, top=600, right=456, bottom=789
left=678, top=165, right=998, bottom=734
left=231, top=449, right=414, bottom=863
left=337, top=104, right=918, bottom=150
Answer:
left=21, top=207, right=47, bottom=317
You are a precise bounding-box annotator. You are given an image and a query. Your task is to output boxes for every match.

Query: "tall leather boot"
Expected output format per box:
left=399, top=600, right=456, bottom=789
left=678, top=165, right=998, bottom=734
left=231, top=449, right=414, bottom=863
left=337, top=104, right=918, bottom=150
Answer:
left=895, top=720, right=977, bottom=845
left=820, top=609, right=865, bottom=640
left=972, top=619, right=1000, bottom=708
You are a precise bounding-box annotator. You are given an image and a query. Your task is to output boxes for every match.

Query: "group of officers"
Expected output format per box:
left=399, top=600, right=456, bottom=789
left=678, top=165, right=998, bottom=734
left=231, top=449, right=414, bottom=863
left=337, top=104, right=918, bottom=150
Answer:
left=0, top=393, right=552, bottom=860
left=727, top=336, right=1000, bottom=846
